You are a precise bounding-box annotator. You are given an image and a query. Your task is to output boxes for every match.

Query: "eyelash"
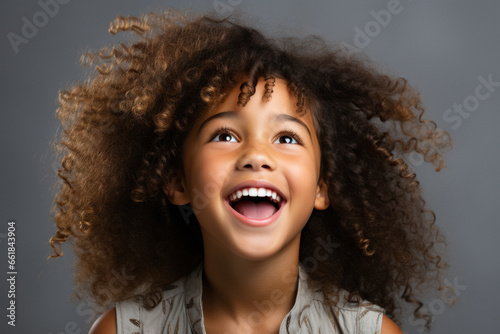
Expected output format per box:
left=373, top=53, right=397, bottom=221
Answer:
left=209, top=126, right=304, bottom=145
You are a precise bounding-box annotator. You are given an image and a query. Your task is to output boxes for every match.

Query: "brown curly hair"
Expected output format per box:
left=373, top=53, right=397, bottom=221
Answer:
left=50, top=10, right=452, bottom=329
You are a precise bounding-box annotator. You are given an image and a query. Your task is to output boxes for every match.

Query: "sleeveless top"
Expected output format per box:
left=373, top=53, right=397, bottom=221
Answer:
left=116, top=264, right=384, bottom=333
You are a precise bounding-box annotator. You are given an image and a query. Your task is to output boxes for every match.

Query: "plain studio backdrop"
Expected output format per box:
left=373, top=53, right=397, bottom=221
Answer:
left=1, top=0, right=499, bottom=333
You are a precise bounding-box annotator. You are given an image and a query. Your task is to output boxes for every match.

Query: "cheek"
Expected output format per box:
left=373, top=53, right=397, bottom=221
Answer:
left=186, top=149, right=229, bottom=203
left=283, top=151, right=319, bottom=183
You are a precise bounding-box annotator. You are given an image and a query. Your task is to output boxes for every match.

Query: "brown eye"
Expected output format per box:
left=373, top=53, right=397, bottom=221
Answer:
left=212, top=132, right=237, bottom=142
left=274, top=135, right=298, bottom=144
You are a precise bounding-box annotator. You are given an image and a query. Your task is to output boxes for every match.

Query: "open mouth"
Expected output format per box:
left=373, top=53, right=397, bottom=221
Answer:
left=226, top=187, right=285, bottom=220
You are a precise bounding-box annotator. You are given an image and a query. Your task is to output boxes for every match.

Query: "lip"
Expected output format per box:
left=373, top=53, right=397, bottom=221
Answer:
left=225, top=197, right=285, bottom=227
left=224, top=180, right=287, bottom=202
left=224, top=180, right=287, bottom=227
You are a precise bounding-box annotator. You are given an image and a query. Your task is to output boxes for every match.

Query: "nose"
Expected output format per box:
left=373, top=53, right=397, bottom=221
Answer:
left=235, top=143, right=277, bottom=172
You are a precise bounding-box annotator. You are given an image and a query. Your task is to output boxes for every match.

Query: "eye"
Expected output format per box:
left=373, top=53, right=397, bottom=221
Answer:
left=275, top=135, right=298, bottom=144
left=210, top=127, right=238, bottom=142
left=213, top=133, right=237, bottom=142
left=273, top=130, right=302, bottom=145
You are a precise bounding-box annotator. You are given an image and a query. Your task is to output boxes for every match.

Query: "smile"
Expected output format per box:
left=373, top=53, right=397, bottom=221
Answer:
left=225, top=186, right=286, bottom=227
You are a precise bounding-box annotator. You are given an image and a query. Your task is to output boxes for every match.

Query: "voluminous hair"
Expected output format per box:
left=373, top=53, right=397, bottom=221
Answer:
left=50, top=10, right=452, bottom=329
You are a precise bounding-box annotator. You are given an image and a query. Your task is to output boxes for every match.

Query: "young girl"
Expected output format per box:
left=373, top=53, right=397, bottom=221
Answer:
left=50, top=10, right=451, bottom=334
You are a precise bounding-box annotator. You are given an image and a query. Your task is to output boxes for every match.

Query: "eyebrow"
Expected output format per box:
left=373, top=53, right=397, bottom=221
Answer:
left=198, top=111, right=312, bottom=138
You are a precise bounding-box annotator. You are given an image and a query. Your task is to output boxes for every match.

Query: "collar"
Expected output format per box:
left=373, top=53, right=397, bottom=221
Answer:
left=184, top=263, right=313, bottom=334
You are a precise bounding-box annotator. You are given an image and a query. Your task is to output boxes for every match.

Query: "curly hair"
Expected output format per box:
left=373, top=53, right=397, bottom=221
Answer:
left=50, top=10, right=452, bottom=329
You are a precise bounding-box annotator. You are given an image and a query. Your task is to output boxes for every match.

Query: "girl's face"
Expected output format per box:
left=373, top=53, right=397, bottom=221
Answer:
left=171, top=78, right=328, bottom=261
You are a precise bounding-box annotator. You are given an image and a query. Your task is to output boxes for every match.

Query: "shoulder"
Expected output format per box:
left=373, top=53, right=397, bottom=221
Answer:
left=89, top=265, right=200, bottom=334
left=306, top=287, right=386, bottom=332
left=89, top=286, right=185, bottom=334
left=381, top=314, right=403, bottom=334
left=88, top=307, right=117, bottom=334
left=115, top=276, right=193, bottom=332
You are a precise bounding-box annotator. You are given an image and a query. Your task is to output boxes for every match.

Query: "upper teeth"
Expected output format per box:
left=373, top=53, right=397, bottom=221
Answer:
left=228, top=187, right=281, bottom=204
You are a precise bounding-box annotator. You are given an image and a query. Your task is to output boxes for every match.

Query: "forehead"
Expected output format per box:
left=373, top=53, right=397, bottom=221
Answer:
left=201, top=77, right=315, bottom=127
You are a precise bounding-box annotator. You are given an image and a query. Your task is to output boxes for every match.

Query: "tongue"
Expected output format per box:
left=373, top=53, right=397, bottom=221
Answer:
left=233, top=200, right=277, bottom=219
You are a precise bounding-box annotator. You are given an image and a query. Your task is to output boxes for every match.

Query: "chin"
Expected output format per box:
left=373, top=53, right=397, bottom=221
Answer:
left=232, top=248, right=280, bottom=262
left=228, top=233, right=297, bottom=262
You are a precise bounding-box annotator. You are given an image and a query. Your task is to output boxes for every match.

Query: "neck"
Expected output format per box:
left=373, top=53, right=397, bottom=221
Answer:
left=201, top=237, right=301, bottom=325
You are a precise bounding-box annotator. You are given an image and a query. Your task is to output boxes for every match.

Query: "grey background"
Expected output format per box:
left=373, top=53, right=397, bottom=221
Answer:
left=1, top=0, right=499, bottom=333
